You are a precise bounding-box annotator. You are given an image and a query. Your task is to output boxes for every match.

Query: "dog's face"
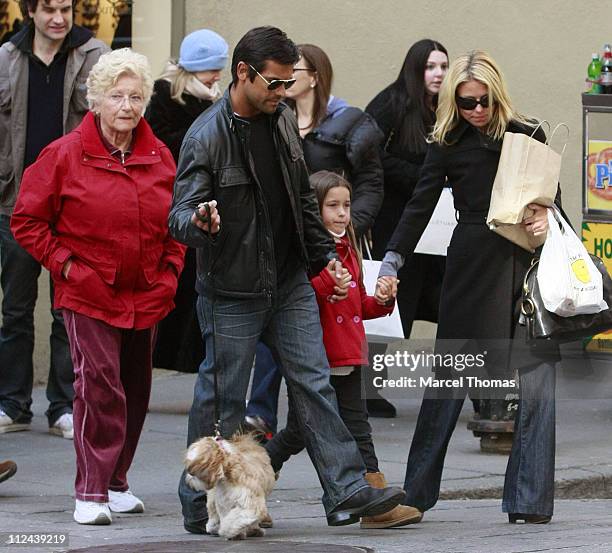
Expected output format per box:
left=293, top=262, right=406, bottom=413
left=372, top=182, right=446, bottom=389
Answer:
left=184, top=437, right=226, bottom=491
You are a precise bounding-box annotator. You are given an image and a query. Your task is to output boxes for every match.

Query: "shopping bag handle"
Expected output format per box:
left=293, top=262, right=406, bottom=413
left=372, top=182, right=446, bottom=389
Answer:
left=530, top=119, right=551, bottom=139
left=547, top=123, right=570, bottom=156
left=362, top=236, right=373, bottom=261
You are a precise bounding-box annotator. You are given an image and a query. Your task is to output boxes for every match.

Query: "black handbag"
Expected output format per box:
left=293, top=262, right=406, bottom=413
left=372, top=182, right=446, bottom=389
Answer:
left=520, top=254, right=612, bottom=342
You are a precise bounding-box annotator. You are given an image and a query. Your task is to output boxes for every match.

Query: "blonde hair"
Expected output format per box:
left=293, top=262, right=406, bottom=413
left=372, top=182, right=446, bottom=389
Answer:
left=431, top=50, right=530, bottom=144
left=87, top=48, right=154, bottom=113
left=160, top=63, right=195, bottom=105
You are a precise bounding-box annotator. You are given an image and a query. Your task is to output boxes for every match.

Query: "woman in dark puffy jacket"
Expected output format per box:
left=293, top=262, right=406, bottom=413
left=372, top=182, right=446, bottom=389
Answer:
left=363, top=39, right=449, bottom=417
left=145, top=29, right=228, bottom=373
left=288, top=43, right=384, bottom=238
left=244, top=43, right=384, bottom=438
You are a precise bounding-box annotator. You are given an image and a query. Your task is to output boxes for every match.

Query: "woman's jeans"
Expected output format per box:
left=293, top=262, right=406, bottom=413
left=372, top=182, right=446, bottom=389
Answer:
left=403, top=361, right=555, bottom=516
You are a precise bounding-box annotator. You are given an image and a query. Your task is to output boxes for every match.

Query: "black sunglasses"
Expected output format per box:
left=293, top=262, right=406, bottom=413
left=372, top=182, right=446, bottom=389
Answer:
left=248, top=64, right=296, bottom=90
left=456, top=94, right=490, bottom=110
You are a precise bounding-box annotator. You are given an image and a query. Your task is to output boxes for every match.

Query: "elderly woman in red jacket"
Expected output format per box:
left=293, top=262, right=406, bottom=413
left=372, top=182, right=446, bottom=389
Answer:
left=11, top=48, right=185, bottom=526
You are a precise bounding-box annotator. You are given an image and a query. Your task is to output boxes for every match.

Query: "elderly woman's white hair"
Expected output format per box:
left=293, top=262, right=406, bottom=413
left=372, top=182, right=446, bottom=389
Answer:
left=86, top=48, right=154, bottom=112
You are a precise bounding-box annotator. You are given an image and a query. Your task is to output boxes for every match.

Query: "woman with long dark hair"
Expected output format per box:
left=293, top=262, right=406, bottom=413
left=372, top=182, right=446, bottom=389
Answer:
left=364, top=39, right=449, bottom=417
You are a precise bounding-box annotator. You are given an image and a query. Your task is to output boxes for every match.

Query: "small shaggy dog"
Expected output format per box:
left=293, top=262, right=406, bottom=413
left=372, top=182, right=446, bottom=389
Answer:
left=184, top=433, right=276, bottom=539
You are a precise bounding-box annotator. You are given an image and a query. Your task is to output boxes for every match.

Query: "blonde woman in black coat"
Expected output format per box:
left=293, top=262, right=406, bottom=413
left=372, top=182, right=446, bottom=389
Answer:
left=146, top=29, right=228, bottom=373
left=376, top=50, right=560, bottom=524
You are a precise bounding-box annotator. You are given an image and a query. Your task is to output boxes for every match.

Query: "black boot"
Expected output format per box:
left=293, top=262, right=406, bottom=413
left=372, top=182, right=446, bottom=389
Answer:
left=326, top=485, right=405, bottom=526
left=366, top=396, right=397, bottom=418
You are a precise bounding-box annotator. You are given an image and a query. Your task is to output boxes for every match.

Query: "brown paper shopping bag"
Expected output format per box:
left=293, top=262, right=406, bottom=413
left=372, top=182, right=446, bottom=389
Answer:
left=487, top=122, right=568, bottom=252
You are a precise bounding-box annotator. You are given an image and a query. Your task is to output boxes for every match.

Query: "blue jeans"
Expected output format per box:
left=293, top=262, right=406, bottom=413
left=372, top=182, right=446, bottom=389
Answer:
left=0, top=215, right=73, bottom=425
left=403, top=361, right=555, bottom=516
left=502, top=362, right=556, bottom=516
left=245, top=342, right=282, bottom=432
left=178, top=270, right=367, bottom=526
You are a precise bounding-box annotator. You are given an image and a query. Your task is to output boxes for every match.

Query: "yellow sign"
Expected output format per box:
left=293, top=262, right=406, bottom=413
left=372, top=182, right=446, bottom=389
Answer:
left=586, top=140, right=612, bottom=213
left=582, top=221, right=612, bottom=351
left=582, top=221, right=612, bottom=274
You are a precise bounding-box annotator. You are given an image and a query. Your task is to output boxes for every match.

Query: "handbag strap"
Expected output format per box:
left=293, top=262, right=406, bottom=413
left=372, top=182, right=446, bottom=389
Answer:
left=520, top=258, right=540, bottom=317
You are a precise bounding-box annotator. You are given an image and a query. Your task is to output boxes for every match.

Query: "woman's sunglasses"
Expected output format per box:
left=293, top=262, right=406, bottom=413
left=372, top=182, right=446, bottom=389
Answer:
left=456, top=94, right=490, bottom=110
left=249, top=64, right=296, bottom=90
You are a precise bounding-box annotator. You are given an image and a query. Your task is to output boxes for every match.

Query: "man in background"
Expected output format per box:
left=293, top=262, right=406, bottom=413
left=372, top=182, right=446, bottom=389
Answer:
left=0, top=0, right=108, bottom=438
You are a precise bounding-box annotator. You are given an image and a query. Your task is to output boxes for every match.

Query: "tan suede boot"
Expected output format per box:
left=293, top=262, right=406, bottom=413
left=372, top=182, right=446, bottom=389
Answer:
left=360, top=472, right=423, bottom=529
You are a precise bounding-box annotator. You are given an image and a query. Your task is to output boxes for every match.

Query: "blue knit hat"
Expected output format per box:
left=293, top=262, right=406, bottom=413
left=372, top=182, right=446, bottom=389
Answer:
left=179, top=29, right=228, bottom=72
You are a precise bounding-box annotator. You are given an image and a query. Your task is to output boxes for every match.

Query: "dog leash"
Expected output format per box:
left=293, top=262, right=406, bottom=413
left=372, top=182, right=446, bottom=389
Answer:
left=197, top=202, right=222, bottom=439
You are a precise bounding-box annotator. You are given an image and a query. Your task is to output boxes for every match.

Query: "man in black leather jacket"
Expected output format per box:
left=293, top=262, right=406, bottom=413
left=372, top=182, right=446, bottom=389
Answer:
left=169, top=26, right=404, bottom=534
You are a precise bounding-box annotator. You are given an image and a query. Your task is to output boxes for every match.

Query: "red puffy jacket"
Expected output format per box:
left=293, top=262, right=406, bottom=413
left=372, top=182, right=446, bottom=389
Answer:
left=311, top=236, right=393, bottom=367
left=11, top=112, right=185, bottom=329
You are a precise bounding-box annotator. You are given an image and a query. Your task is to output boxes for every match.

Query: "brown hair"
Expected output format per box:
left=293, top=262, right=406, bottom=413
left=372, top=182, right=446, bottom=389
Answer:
left=309, top=170, right=363, bottom=283
left=297, top=44, right=333, bottom=129
left=19, top=0, right=77, bottom=20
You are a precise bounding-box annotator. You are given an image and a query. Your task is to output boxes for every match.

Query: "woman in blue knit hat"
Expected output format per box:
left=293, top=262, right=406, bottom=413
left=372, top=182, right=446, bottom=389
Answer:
left=146, top=29, right=228, bottom=373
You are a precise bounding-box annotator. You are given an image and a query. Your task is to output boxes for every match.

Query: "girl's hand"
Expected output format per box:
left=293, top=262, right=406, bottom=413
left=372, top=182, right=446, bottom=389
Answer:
left=522, top=204, right=549, bottom=236
left=375, top=276, right=398, bottom=304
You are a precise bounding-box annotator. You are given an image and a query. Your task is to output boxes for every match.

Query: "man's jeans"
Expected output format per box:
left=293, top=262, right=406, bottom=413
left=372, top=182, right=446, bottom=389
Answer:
left=178, top=270, right=367, bottom=526
left=0, top=215, right=73, bottom=425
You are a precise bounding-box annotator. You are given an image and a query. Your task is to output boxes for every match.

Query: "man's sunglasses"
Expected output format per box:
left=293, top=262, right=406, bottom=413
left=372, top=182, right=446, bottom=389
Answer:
left=248, top=64, right=296, bottom=90
left=456, top=94, right=490, bottom=110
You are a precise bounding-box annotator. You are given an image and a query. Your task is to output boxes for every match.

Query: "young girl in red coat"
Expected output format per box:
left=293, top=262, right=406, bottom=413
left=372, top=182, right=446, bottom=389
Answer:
left=266, top=170, right=421, bottom=528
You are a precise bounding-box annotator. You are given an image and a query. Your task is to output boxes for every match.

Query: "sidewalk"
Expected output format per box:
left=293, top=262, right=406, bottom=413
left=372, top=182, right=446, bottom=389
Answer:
left=1, top=370, right=612, bottom=552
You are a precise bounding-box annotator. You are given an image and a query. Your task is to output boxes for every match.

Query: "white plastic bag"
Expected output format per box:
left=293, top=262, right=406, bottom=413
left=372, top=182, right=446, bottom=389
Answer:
left=537, top=206, right=608, bottom=317
left=361, top=240, right=404, bottom=343
left=414, top=187, right=457, bottom=256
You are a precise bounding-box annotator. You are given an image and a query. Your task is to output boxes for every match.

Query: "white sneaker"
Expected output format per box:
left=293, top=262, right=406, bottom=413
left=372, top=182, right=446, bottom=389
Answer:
left=49, top=413, right=74, bottom=439
left=0, top=409, right=30, bottom=434
left=108, top=490, right=144, bottom=513
left=73, top=500, right=112, bottom=525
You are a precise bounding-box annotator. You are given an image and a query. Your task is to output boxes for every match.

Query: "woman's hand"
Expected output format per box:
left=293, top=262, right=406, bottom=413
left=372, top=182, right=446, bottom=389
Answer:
left=522, top=203, right=549, bottom=236
left=375, top=276, right=398, bottom=305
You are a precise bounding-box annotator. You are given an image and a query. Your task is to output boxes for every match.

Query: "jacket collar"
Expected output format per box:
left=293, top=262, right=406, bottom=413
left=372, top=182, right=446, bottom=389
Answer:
left=445, top=118, right=472, bottom=143
left=447, top=117, right=530, bottom=144
left=221, top=85, right=287, bottom=134
left=11, top=23, right=93, bottom=54
left=79, top=111, right=161, bottom=166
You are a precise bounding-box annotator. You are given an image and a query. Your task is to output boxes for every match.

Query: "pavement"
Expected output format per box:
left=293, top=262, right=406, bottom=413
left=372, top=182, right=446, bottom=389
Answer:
left=2, top=361, right=612, bottom=552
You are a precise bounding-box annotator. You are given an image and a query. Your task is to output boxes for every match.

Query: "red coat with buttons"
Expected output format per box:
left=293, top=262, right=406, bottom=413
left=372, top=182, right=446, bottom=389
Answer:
left=11, top=111, right=186, bottom=329
left=311, top=236, right=393, bottom=368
